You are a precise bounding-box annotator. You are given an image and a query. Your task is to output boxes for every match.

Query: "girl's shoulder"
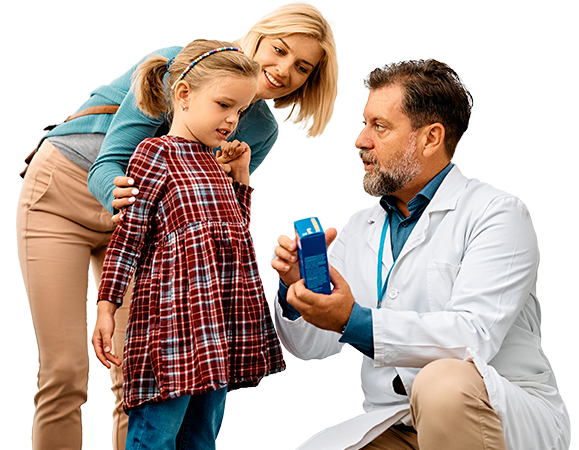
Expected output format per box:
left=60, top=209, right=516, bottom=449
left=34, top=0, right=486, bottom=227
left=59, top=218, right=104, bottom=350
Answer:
left=140, top=135, right=207, bottom=153
left=138, top=136, right=167, bottom=149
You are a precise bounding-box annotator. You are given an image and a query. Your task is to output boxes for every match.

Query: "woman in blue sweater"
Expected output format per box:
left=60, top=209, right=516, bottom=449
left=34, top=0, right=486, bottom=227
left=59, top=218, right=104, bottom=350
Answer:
left=15, top=4, right=338, bottom=450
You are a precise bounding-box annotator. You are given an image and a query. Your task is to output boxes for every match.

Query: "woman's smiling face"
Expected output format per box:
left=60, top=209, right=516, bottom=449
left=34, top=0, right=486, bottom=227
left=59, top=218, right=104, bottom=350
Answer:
left=252, top=33, right=323, bottom=100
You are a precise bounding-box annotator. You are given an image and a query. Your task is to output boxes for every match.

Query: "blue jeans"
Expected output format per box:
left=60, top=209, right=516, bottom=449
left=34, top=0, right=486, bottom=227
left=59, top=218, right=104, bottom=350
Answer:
left=126, top=387, right=227, bottom=450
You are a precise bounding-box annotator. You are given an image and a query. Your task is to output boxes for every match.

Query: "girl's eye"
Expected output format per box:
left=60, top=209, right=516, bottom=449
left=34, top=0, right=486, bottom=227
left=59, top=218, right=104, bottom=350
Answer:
left=219, top=103, right=229, bottom=109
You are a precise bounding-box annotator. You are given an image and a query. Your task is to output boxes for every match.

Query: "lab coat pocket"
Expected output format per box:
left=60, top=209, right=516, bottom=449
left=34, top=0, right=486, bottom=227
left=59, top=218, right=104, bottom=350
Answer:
left=427, top=260, right=460, bottom=311
left=504, top=370, right=551, bottom=387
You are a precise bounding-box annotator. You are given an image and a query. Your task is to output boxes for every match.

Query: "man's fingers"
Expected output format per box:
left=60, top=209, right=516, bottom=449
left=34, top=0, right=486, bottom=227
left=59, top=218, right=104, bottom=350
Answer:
left=328, top=264, right=345, bottom=285
left=325, top=228, right=340, bottom=250
left=271, top=257, right=291, bottom=274
left=274, top=244, right=297, bottom=264
left=278, top=234, right=297, bottom=252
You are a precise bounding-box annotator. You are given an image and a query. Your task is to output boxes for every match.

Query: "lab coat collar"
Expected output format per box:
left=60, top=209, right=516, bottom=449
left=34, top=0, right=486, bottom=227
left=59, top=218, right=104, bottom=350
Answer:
left=425, top=165, right=467, bottom=214
left=367, top=165, right=468, bottom=264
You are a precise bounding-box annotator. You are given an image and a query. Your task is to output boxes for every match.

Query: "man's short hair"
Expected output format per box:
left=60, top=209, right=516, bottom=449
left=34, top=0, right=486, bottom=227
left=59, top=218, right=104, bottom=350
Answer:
left=365, top=59, right=473, bottom=158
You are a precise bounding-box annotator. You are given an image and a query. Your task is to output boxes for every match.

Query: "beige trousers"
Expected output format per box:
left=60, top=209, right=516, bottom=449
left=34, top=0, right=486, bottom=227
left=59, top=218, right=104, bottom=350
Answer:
left=362, top=359, right=507, bottom=450
left=17, top=140, right=130, bottom=450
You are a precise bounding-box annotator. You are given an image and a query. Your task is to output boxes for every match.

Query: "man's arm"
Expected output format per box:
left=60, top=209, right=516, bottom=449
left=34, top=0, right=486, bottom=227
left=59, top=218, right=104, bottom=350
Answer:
left=272, top=228, right=350, bottom=360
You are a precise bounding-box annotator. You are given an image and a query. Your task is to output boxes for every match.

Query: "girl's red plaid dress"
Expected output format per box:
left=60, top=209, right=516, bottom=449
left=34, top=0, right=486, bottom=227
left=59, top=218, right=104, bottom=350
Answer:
left=98, top=135, right=285, bottom=410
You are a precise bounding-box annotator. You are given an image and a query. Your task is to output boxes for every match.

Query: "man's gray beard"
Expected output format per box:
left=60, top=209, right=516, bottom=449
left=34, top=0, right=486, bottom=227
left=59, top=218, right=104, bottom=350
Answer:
left=362, top=135, right=420, bottom=197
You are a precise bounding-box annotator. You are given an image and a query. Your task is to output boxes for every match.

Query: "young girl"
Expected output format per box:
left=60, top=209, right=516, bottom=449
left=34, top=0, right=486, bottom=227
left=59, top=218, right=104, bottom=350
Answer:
left=92, top=39, right=285, bottom=450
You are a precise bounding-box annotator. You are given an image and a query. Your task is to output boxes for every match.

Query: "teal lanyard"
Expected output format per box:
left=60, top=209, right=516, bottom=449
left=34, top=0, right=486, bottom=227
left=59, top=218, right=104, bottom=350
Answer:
left=377, top=214, right=397, bottom=309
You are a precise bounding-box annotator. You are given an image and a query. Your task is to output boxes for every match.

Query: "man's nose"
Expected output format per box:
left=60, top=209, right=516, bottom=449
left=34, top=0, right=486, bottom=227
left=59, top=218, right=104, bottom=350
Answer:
left=355, top=128, right=372, bottom=150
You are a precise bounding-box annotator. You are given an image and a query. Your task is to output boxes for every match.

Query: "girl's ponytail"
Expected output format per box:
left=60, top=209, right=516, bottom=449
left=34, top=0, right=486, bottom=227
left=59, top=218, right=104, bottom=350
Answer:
left=133, top=56, right=171, bottom=119
left=133, top=40, right=259, bottom=120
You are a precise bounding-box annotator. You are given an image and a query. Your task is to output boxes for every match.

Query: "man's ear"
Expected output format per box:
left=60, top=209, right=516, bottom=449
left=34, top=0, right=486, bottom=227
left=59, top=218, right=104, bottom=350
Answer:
left=173, top=81, right=192, bottom=109
left=422, top=123, right=445, bottom=158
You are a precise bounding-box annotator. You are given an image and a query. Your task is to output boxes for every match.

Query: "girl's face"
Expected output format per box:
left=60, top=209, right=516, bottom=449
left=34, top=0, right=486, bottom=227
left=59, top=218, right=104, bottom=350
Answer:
left=175, top=76, right=257, bottom=148
left=252, top=33, right=324, bottom=101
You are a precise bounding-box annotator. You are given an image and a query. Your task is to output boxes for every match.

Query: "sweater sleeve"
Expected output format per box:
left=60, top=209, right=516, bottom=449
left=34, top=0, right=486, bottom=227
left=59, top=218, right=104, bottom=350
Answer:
left=98, top=139, right=167, bottom=305
left=87, top=47, right=181, bottom=214
left=87, top=91, right=165, bottom=215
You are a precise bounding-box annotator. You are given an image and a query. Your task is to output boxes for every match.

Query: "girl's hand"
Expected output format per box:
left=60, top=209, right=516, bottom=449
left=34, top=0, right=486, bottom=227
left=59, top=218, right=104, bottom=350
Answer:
left=111, top=176, right=139, bottom=223
left=217, top=140, right=251, bottom=185
left=218, top=140, right=247, bottom=162
left=92, top=301, right=122, bottom=368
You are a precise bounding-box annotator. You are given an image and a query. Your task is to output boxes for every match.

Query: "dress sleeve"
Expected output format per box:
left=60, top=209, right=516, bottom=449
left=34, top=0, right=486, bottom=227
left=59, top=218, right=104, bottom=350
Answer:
left=97, top=139, right=167, bottom=305
left=232, top=181, right=253, bottom=225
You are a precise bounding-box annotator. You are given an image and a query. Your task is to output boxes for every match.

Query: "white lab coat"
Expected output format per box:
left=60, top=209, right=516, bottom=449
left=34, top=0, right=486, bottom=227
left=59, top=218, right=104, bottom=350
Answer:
left=275, top=166, right=570, bottom=450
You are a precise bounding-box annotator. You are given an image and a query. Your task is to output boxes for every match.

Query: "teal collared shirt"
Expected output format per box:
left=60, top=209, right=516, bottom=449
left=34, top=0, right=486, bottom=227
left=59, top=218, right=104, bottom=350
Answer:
left=340, top=163, right=454, bottom=358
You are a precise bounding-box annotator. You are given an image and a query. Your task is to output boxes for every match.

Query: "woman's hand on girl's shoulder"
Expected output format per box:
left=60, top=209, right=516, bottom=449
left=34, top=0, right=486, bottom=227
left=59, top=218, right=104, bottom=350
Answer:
left=111, top=176, right=139, bottom=223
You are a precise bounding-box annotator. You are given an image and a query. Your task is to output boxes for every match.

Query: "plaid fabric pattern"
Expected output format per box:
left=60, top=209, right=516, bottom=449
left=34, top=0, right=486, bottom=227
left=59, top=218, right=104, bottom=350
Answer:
left=98, top=135, right=285, bottom=410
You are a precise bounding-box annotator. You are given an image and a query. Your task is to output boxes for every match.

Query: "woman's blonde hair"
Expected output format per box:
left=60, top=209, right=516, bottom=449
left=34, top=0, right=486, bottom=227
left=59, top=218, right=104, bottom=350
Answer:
left=236, top=3, right=338, bottom=137
left=133, top=39, right=260, bottom=119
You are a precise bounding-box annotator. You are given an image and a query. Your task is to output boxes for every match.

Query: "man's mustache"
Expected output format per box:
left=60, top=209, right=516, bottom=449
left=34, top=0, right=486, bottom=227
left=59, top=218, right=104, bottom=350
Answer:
left=359, top=149, right=378, bottom=166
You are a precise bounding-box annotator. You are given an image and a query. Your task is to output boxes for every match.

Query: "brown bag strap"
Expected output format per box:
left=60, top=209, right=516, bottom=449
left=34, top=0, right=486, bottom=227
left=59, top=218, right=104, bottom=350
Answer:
left=65, top=104, right=120, bottom=122
left=20, top=104, right=120, bottom=179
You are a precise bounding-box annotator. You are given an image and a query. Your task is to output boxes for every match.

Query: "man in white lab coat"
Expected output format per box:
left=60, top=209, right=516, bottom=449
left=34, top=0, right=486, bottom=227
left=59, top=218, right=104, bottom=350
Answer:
left=272, top=60, right=570, bottom=450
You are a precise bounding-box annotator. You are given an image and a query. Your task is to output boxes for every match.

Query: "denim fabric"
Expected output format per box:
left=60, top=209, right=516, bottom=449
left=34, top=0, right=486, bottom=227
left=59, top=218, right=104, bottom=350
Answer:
left=126, top=387, right=227, bottom=450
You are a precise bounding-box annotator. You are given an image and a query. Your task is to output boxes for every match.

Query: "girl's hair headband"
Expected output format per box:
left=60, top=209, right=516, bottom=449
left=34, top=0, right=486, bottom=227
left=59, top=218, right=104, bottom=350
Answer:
left=170, top=47, right=244, bottom=90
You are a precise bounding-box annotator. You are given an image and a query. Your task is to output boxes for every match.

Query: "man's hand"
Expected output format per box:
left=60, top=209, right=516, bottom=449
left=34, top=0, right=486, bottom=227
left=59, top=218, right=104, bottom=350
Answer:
left=287, top=265, right=355, bottom=333
left=272, top=228, right=338, bottom=287
left=111, top=176, right=139, bottom=224
left=271, top=234, right=300, bottom=287
left=92, top=301, right=122, bottom=369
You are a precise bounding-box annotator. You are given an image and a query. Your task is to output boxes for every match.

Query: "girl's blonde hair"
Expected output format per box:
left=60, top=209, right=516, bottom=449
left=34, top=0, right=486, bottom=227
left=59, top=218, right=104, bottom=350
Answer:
left=134, top=39, right=260, bottom=119
left=236, top=3, right=338, bottom=137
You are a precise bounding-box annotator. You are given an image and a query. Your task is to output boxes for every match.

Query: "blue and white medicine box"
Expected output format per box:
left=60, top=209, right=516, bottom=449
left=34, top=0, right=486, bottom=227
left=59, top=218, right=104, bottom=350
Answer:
left=294, top=217, right=331, bottom=295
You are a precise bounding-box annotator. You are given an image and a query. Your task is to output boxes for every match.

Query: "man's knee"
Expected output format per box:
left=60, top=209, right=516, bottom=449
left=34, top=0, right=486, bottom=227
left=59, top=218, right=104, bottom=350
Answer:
left=411, top=359, right=484, bottom=415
